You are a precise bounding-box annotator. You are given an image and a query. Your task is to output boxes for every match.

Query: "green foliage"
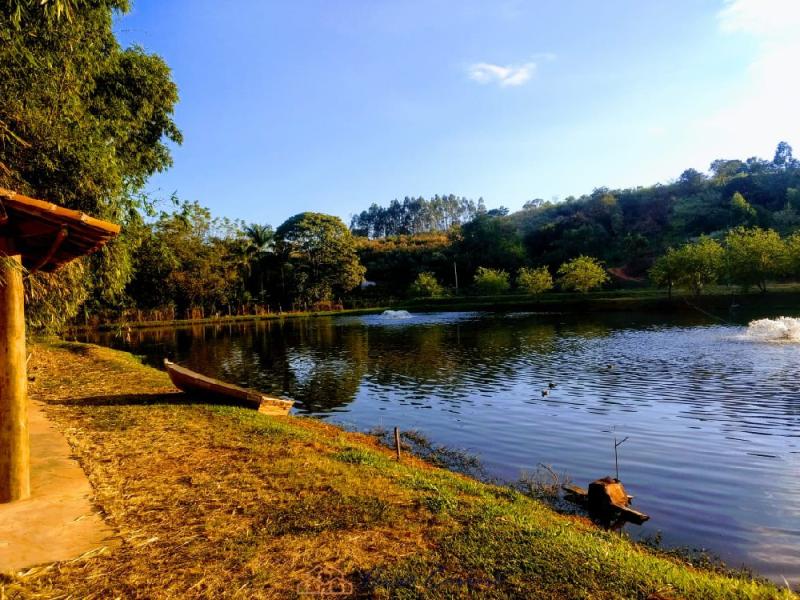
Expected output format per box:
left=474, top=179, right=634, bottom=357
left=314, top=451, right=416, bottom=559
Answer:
left=24, top=261, right=89, bottom=332
left=516, top=266, right=553, bottom=295
left=355, top=233, right=452, bottom=294
left=242, top=223, right=275, bottom=302
left=556, top=256, right=608, bottom=293
left=457, top=213, right=525, bottom=277
left=649, top=248, right=681, bottom=298
left=350, top=194, right=484, bottom=237
left=409, top=271, right=444, bottom=298
left=276, top=212, right=365, bottom=304
left=730, top=192, right=757, bottom=226
left=670, top=236, right=725, bottom=296
left=724, top=227, right=786, bottom=292
left=473, top=267, right=510, bottom=294
left=126, top=202, right=247, bottom=313
left=785, top=231, right=800, bottom=279
left=0, top=1, right=180, bottom=330
left=786, top=188, right=800, bottom=211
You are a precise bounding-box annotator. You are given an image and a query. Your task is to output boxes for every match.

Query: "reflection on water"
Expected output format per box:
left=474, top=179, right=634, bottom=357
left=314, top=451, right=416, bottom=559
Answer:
left=77, top=310, right=800, bottom=585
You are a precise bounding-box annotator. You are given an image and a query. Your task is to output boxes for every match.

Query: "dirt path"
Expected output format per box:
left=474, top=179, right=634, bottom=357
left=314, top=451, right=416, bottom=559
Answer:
left=0, top=398, right=116, bottom=572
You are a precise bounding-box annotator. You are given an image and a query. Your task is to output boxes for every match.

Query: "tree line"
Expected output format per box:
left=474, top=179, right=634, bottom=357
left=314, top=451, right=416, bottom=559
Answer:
left=123, top=204, right=364, bottom=319
left=354, top=142, right=800, bottom=298
left=350, top=195, right=488, bottom=237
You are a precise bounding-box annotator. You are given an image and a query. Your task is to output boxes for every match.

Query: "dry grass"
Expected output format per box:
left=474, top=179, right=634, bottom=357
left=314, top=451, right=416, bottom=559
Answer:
left=7, top=342, right=433, bottom=598
left=2, top=341, right=794, bottom=599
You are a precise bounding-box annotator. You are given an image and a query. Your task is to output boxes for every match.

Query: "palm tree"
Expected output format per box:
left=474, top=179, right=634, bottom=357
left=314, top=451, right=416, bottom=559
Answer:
left=244, top=224, right=275, bottom=301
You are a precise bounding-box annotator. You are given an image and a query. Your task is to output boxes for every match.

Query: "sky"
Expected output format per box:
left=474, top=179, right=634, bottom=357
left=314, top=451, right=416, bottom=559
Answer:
left=115, top=0, right=800, bottom=226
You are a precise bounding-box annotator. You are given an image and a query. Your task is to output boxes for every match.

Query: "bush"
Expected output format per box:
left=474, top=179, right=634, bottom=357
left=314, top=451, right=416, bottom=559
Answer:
left=556, top=256, right=609, bottom=293
left=473, top=267, right=510, bottom=294
left=724, top=227, right=786, bottom=292
left=649, top=249, right=681, bottom=298
left=671, top=236, right=725, bottom=296
left=409, top=272, right=444, bottom=298
left=517, top=266, right=553, bottom=295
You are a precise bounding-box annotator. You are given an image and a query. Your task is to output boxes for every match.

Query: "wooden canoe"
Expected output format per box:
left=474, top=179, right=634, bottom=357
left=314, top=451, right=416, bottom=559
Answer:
left=163, top=359, right=294, bottom=415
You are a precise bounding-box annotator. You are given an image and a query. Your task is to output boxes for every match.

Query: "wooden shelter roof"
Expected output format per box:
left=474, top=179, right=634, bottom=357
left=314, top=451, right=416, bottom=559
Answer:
left=0, top=188, right=120, bottom=272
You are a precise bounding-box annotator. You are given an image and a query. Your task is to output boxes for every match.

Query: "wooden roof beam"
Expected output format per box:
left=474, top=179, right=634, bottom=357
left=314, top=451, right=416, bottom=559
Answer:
left=29, top=227, right=68, bottom=274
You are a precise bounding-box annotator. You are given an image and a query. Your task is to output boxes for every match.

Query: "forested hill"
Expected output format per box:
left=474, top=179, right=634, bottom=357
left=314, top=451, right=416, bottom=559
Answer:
left=355, top=142, right=800, bottom=284
left=510, top=142, right=800, bottom=276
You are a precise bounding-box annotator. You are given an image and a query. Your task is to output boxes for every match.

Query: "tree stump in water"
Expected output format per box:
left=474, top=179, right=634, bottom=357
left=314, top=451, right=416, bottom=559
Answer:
left=587, top=477, right=649, bottom=524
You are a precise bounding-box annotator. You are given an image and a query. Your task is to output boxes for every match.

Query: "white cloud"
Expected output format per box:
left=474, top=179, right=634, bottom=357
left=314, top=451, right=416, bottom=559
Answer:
left=696, top=0, right=800, bottom=157
left=718, top=0, right=800, bottom=36
left=467, top=61, right=537, bottom=87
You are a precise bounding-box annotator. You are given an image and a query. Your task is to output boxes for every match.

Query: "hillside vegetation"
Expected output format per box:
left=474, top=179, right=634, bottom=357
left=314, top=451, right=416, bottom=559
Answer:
left=352, top=143, right=800, bottom=296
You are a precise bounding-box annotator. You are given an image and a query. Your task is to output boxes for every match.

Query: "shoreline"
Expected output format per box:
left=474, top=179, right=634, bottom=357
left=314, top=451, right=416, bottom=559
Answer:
left=7, top=340, right=793, bottom=598
left=69, top=287, right=800, bottom=333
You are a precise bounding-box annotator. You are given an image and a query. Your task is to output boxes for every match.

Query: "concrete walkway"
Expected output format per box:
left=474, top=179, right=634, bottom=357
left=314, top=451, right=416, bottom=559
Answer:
left=0, top=400, right=116, bottom=572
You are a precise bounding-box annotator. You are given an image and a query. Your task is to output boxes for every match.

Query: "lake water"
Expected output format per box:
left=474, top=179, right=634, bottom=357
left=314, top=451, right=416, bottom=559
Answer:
left=77, top=310, right=800, bottom=585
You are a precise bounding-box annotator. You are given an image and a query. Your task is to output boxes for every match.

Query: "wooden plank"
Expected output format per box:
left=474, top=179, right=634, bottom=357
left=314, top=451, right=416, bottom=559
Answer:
left=30, top=227, right=68, bottom=273
left=0, top=188, right=120, bottom=235
left=611, top=502, right=650, bottom=524
left=562, top=484, right=588, bottom=497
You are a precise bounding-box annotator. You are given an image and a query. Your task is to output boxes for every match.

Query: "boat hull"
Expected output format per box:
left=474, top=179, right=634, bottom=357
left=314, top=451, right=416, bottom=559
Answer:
left=164, top=359, right=294, bottom=415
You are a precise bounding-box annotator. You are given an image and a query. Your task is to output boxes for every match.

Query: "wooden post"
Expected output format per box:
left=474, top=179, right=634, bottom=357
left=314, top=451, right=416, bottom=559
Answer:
left=394, top=427, right=401, bottom=462
left=0, top=244, right=30, bottom=502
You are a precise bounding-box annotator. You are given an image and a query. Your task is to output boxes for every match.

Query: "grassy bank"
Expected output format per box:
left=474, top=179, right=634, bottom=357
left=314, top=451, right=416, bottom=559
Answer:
left=398, top=285, right=800, bottom=315
left=8, top=342, right=794, bottom=598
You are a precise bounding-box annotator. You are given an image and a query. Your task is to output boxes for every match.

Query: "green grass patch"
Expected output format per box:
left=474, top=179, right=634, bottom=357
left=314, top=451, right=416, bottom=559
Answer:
left=334, top=447, right=390, bottom=468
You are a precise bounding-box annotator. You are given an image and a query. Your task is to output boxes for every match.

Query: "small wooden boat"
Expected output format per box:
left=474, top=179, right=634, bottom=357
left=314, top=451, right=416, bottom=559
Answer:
left=163, top=359, right=294, bottom=416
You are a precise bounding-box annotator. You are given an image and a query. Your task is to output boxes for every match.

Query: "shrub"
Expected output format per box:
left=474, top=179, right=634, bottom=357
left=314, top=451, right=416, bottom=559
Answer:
left=649, top=249, right=681, bottom=299
left=409, top=272, right=444, bottom=298
left=556, top=256, right=609, bottom=293
left=473, top=267, right=510, bottom=294
left=671, top=236, right=725, bottom=296
left=724, top=227, right=786, bottom=292
left=516, top=266, right=553, bottom=295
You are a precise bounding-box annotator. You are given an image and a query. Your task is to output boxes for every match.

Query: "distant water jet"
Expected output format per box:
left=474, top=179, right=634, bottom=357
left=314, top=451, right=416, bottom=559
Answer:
left=742, top=317, right=800, bottom=342
left=381, top=310, right=412, bottom=319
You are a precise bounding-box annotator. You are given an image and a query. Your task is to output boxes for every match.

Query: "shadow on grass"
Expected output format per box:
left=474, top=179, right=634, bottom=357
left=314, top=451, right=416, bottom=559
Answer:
left=45, top=392, right=257, bottom=410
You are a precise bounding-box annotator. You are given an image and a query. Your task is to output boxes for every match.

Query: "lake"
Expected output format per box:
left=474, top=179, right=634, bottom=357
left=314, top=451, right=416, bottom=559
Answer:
left=76, top=310, right=800, bottom=585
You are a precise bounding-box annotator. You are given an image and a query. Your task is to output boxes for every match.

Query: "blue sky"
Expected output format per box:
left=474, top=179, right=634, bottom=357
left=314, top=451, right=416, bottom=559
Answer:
left=116, top=0, right=800, bottom=227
